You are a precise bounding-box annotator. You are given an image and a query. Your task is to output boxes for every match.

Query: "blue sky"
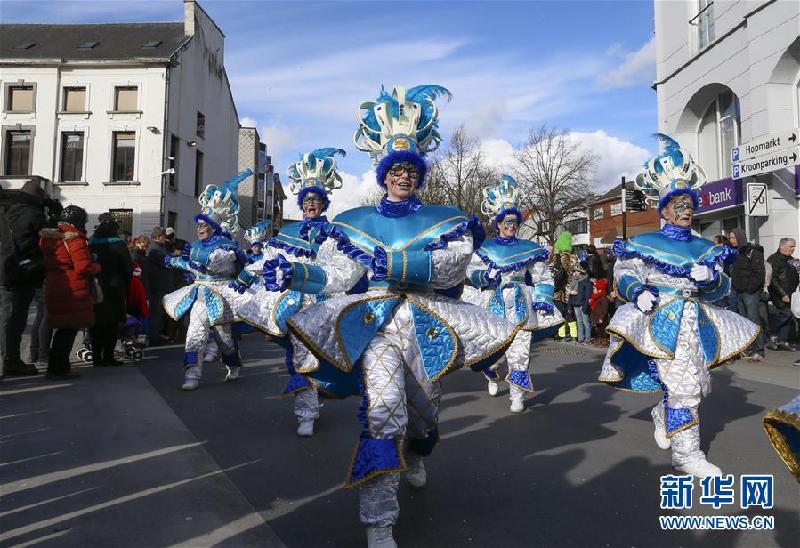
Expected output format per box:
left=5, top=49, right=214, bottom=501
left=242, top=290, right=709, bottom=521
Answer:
left=2, top=0, right=659, bottom=215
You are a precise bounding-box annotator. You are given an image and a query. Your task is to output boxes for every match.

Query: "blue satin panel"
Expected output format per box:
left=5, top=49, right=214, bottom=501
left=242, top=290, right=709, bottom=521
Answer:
left=189, top=236, right=238, bottom=266
left=306, top=360, right=361, bottom=399
left=174, top=287, right=198, bottom=320
left=615, top=232, right=731, bottom=276
left=533, top=283, right=554, bottom=305
left=338, top=298, right=402, bottom=367
left=349, top=437, right=403, bottom=486
left=331, top=204, right=470, bottom=257
left=289, top=263, right=328, bottom=294
left=618, top=274, right=643, bottom=302
left=697, top=305, right=720, bottom=364
left=282, top=373, right=312, bottom=395
left=268, top=222, right=318, bottom=258
left=184, top=351, right=198, bottom=366
left=202, top=286, right=224, bottom=325
left=665, top=406, right=695, bottom=434
left=274, top=291, right=304, bottom=333
left=408, top=428, right=439, bottom=457
left=488, top=287, right=506, bottom=318
left=650, top=299, right=684, bottom=354
left=236, top=268, right=257, bottom=287
left=772, top=423, right=800, bottom=468
left=507, top=369, right=533, bottom=391
left=513, top=285, right=529, bottom=324
left=699, top=273, right=731, bottom=303
left=476, top=238, right=548, bottom=272
left=170, top=256, right=190, bottom=271
left=404, top=250, right=432, bottom=285
left=483, top=368, right=499, bottom=380
left=607, top=342, right=662, bottom=392
left=470, top=270, right=488, bottom=288
left=409, top=302, right=456, bottom=380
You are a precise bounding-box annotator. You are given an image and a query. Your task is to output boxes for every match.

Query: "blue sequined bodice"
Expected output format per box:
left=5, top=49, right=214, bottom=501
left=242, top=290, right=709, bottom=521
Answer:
left=332, top=204, right=470, bottom=254
left=622, top=231, right=725, bottom=270
left=477, top=238, right=547, bottom=268
left=269, top=222, right=321, bottom=257
left=189, top=236, right=237, bottom=266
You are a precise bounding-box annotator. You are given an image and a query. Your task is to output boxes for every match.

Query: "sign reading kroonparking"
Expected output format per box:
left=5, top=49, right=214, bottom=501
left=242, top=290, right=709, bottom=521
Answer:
left=732, top=129, right=798, bottom=163
left=733, top=146, right=800, bottom=180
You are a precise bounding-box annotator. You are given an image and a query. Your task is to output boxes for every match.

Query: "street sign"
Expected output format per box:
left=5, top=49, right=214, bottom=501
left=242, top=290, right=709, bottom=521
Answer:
left=732, top=145, right=800, bottom=180
left=623, top=189, right=646, bottom=212
left=745, top=182, right=768, bottom=217
left=732, top=129, right=798, bottom=163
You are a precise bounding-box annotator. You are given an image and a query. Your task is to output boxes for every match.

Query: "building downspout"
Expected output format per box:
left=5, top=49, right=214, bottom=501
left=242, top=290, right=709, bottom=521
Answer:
left=50, top=64, right=62, bottom=186
left=159, top=62, right=171, bottom=228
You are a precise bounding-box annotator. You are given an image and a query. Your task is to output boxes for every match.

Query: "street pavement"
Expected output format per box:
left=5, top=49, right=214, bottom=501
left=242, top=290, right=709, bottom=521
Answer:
left=1, top=333, right=798, bottom=547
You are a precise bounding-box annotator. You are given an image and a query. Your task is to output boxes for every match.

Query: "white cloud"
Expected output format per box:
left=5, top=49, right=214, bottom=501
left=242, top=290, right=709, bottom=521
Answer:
left=282, top=169, right=377, bottom=220
left=597, top=36, right=656, bottom=89
left=260, top=123, right=301, bottom=161
left=479, top=138, right=516, bottom=171
left=239, top=116, right=258, bottom=129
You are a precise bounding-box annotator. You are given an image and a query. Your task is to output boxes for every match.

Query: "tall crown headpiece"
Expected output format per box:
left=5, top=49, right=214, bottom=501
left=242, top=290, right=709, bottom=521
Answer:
left=196, top=169, right=253, bottom=235
left=287, top=148, right=345, bottom=212
left=635, top=134, right=707, bottom=211
left=481, top=175, right=520, bottom=216
left=244, top=220, right=271, bottom=245
left=354, top=84, right=451, bottom=163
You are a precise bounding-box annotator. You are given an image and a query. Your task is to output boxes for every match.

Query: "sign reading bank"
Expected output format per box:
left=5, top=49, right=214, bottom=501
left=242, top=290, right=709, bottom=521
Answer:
left=697, top=177, right=743, bottom=215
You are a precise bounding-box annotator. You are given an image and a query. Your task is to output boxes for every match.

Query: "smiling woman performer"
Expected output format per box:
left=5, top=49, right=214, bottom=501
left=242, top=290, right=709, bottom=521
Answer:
left=463, top=175, right=564, bottom=413
left=262, top=84, right=517, bottom=548
left=161, top=169, right=252, bottom=391
left=598, top=135, right=759, bottom=478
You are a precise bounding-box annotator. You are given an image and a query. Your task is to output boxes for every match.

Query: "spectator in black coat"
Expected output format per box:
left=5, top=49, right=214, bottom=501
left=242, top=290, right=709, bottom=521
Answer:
left=0, top=181, right=48, bottom=375
left=89, top=214, right=133, bottom=366
left=766, top=238, right=798, bottom=351
left=585, top=244, right=607, bottom=281
left=146, top=226, right=171, bottom=345
left=729, top=228, right=766, bottom=360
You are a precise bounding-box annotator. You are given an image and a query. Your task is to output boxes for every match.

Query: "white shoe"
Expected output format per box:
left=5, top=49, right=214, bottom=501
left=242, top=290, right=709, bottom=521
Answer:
left=181, top=378, right=200, bottom=391
left=405, top=457, right=427, bottom=489
left=296, top=419, right=314, bottom=437
left=487, top=380, right=499, bottom=396
left=509, top=397, right=524, bottom=413
left=651, top=407, right=671, bottom=450
left=366, top=526, right=397, bottom=548
left=181, top=365, right=201, bottom=391
left=676, top=458, right=722, bottom=479
left=225, top=366, right=240, bottom=381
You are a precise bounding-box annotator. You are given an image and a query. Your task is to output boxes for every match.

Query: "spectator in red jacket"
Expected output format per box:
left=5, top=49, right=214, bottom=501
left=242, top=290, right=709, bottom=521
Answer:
left=589, top=278, right=610, bottom=346
left=127, top=262, right=150, bottom=320
left=39, top=205, right=100, bottom=380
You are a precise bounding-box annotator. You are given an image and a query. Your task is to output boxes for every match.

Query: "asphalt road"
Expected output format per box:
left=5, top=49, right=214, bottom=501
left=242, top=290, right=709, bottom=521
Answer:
left=2, top=334, right=798, bottom=547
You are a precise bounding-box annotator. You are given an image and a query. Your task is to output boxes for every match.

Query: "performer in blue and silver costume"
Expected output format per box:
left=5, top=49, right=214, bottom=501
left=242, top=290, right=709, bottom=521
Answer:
left=234, top=148, right=346, bottom=437
left=463, top=175, right=563, bottom=413
left=263, top=85, right=517, bottom=548
left=162, top=170, right=253, bottom=391
left=763, top=395, right=800, bottom=484
left=598, top=135, right=759, bottom=478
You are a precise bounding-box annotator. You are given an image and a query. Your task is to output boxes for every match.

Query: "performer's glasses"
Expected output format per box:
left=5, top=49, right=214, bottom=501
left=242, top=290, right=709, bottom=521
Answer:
left=389, top=163, right=419, bottom=180
left=501, top=219, right=519, bottom=228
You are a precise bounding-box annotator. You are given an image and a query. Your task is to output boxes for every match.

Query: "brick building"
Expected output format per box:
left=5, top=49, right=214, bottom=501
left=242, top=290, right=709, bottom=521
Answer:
left=589, top=181, right=660, bottom=246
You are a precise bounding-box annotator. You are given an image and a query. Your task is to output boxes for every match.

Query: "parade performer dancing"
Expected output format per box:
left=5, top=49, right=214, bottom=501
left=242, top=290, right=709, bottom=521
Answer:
left=463, top=175, right=563, bottom=413
left=234, top=148, right=346, bottom=437
left=598, top=135, right=759, bottom=478
left=763, top=395, right=800, bottom=484
left=263, top=84, right=517, bottom=547
left=163, top=169, right=252, bottom=391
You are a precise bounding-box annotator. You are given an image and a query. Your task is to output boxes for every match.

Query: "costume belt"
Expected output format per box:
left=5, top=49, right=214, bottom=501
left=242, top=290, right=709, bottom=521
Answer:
left=195, top=274, right=232, bottom=282
left=650, top=285, right=700, bottom=299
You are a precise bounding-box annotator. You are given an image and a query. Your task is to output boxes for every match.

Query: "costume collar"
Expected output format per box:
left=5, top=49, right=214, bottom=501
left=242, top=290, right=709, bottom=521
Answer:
left=299, top=215, right=328, bottom=240
left=200, top=234, right=222, bottom=247
left=660, top=223, right=691, bottom=242
left=494, top=236, right=517, bottom=246
left=376, top=195, right=423, bottom=218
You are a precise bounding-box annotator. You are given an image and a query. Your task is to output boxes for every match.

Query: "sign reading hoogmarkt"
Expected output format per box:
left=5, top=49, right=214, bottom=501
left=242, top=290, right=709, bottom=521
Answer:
left=732, top=145, right=799, bottom=180
left=732, top=129, right=798, bottom=163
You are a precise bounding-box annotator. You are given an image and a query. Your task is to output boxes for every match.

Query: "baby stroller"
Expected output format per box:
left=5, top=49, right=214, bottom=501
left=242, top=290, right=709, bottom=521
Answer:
left=121, top=315, right=148, bottom=361
left=76, top=330, right=94, bottom=363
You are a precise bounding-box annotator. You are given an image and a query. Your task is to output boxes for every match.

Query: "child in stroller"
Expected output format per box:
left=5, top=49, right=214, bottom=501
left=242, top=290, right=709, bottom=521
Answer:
left=124, top=261, right=151, bottom=360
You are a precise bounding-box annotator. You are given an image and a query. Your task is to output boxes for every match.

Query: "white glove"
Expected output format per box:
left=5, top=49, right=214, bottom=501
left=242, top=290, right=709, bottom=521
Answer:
left=690, top=263, right=714, bottom=283
left=636, top=290, right=657, bottom=313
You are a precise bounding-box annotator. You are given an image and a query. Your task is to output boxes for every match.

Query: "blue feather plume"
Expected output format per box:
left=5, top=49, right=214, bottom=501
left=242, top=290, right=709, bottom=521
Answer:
left=311, top=148, right=346, bottom=160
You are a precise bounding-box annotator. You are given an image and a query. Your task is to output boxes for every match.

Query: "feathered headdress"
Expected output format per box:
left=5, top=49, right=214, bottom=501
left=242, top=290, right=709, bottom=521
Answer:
left=195, top=169, right=253, bottom=235
left=353, top=84, right=451, bottom=187
left=244, top=219, right=272, bottom=245
left=481, top=175, right=524, bottom=229
left=635, top=134, right=707, bottom=211
left=287, top=148, right=346, bottom=211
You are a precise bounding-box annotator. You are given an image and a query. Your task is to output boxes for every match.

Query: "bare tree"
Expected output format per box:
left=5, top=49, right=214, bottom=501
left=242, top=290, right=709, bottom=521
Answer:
left=512, top=126, right=596, bottom=245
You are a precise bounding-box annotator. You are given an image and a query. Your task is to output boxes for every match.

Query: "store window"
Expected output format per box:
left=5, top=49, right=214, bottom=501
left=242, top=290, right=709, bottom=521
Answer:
left=694, top=0, right=715, bottom=51
left=4, top=130, right=33, bottom=175
left=112, top=132, right=136, bottom=181
left=698, top=89, right=740, bottom=181
left=196, top=112, right=206, bottom=139
left=593, top=207, right=605, bottom=220
left=563, top=217, right=588, bottom=235
left=60, top=132, right=84, bottom=181
left=109, top=209, right=134, bottom=235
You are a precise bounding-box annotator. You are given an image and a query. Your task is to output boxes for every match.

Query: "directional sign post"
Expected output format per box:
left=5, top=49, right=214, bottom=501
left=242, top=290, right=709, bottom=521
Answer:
left=733, top=145, right=800, bottom=180
left=745, top=182, right=768, bottom=217
left=732, top=128, right=798, bottom=163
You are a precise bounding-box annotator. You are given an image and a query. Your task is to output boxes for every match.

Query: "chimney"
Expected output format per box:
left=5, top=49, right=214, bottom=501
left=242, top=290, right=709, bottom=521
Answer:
left=183, top=0, right=196, bottom=36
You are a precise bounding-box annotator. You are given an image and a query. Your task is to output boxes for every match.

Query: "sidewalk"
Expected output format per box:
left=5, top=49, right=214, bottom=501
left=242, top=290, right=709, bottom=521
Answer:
left=0, top=362, right=284, bottom=548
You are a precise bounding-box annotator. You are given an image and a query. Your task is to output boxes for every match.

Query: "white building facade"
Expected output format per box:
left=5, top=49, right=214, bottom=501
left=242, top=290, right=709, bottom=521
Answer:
left=654, top=0, right=800, bottom=252
left=0, top=0, right=240, bottom=240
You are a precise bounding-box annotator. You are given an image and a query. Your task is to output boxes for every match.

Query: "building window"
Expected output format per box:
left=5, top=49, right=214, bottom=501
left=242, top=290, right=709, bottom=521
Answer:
left=168, top=135, right=179, bottom=189
left=610, top=202, right=623, bottom=216
left=112, top=132, right=136, bottom=181
left=695, top=0, right=715, bottom=51
left=698, top=89, right=740, bottom=180
left=7, top=85, right=35, bottom=112
left=194, top=150, right=204, bottom=196
left=4, top=130, right=32, bottom=175
left=563, top=217, right=588, bottom=235
left=63, top=87, right=86, bottom=112
left=109, top=209, right=133, bottom=235
left=167, top=211, right=177, bottom=231
left=196, top=112, right=205, bottom=139
left=114, top=86, right=138, bottom=111
left=59, top=132, right=84, bottom=181
left=593, top=207, right=605, bottom=220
